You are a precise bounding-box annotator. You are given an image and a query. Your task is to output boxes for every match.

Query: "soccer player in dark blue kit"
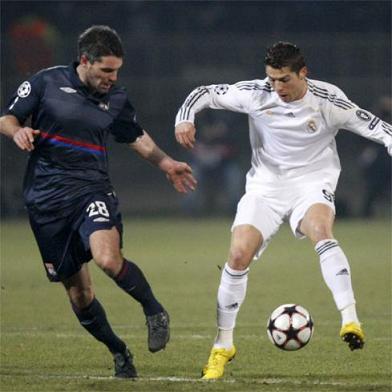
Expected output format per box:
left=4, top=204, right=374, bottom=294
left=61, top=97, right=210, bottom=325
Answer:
left=0, top=25, right=197, bottom=378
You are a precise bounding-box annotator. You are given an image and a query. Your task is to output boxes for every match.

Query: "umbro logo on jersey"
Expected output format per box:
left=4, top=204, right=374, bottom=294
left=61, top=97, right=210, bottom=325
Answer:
left=93, top=217, right=110, bottom=222
left=60, top=87, right=77, bottom=93
left=285, top=112, right=295, bottom=117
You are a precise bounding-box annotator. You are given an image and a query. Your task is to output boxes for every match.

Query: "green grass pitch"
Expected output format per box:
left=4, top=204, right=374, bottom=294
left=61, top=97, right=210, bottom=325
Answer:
left=1, top=218, right=391, bottom=391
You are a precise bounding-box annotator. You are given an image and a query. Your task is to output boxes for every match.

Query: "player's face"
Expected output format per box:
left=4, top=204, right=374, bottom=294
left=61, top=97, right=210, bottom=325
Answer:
left=266, top=65, right=308, bottom=103
left=80, top=55, right=123, bottom=94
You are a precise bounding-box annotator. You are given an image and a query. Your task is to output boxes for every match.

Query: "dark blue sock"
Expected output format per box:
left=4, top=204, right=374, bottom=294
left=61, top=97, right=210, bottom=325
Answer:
left=71, top=297, right=126, bottom=354
left=114, top=259, right=163, bottom=316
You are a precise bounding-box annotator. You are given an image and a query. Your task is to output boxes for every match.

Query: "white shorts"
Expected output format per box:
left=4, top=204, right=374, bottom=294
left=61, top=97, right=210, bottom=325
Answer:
left=232, top=166, right=339, bottom=258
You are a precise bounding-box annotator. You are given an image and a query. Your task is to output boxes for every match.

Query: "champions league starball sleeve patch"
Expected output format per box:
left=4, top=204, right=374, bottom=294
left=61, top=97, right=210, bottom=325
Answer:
left=214, top=84, right=229, bottom=95
left=17, top=81, right=32, bottom=98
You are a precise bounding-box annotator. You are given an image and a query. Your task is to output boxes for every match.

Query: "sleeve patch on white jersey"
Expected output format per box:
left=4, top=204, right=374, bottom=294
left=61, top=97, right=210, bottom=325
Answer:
left=214, top=84, right=229, bottom=95
left=368, top=117, right=380, bottom=130
left=17, top=81, right=31, bottom=98
left=355, top=110, right=371, bottom=121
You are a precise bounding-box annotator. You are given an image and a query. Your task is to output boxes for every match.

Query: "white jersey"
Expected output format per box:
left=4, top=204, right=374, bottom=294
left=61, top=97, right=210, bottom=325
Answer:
left=175, top=78, right=392, bottom=180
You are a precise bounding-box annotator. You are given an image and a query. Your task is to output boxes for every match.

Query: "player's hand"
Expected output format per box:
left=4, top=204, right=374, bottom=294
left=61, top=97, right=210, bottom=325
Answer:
left=165, top=161, right=197, bottom=193
left=13, top=127, right=40, bottom=151
left=175, top=122, right=196, bottom=149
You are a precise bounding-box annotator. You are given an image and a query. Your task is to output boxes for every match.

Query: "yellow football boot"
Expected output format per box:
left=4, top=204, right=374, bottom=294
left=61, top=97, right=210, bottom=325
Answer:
left=340, top=322, right=365, bottom=350
left=201, top=346, right=236, bottom=380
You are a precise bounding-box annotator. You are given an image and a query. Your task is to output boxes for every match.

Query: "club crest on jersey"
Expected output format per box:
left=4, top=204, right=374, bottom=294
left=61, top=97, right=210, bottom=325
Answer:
left=99, top=102, right=110, bottom=111
left=214, top=84, right=229, bottom=95
left=307, top=119, right=317, bottom=133
left=17, top=81, right=31, bottom=98
left=356, top=110, right=371, bottom=121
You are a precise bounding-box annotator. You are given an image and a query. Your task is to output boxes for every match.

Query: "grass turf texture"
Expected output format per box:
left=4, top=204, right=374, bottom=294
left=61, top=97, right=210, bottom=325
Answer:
left=1, top=218, right=391, bottom=391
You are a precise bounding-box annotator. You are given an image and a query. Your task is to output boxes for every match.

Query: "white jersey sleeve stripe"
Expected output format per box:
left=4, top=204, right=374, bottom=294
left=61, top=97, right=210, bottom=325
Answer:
left=235, top=81, right=272, bottom=92
left=175, top=82, right=260, bottom=125
left=183, top=88, right=209, bottom=120
left=308, top=81, right=355, bottom=110
left=382, top=122, right=392, bottom=136
left=177, top=87, right=209, bottom=122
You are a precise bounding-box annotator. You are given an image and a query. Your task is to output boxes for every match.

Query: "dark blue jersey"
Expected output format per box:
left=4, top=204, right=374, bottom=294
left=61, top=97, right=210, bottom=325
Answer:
left=4, top=63, right=144, bottom=221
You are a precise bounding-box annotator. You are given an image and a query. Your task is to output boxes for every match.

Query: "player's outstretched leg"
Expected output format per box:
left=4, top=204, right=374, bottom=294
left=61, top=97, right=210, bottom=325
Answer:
left=113, top=259, right=170, bottom=352
left=315, top=239, right=365, bottom=350
left=71, top=297, right=137, bottom=377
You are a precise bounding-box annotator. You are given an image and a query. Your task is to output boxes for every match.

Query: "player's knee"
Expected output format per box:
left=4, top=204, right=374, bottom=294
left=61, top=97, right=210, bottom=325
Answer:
left=95, top=253, right=122, bottom=277
left=69, top=287, right=94, bottom=309
left=228, top=248, right=252, bottom=270
left=307, top=220, right=332, bottom=243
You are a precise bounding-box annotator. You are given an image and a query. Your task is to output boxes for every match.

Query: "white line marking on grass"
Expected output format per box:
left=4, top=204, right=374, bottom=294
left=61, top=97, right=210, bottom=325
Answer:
left=0, top=372, right=233, bottom=383
left=2, top=331, right=211, bottom=339
left=144, top=376, right=236, bottom=383
left=2, top=331, right=391, bottom=342
left=4, top=317, right=391, bottom=334
left=3, top=371, right=384, bottom=388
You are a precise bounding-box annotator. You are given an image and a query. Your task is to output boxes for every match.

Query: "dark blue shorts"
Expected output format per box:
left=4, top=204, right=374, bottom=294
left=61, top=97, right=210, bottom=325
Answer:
left=28, top=192, right=123, bottom=282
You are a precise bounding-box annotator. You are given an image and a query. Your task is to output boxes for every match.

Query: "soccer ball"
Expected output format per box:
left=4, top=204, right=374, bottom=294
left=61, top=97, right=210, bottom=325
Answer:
left=267, top=304, right=314, bottom=351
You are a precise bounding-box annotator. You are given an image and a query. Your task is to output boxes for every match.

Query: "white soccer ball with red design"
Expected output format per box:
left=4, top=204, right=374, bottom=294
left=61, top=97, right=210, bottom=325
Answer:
left=267, top=304, right=314, bottom=351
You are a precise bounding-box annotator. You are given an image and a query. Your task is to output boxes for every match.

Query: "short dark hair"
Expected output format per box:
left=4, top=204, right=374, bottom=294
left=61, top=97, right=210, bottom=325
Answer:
left=78, top=25, right=124, bottom=63
left=264, top=42, right=306, bottom=74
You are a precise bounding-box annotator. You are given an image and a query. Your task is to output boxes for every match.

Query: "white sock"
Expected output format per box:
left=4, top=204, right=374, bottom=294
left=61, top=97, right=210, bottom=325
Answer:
left=214, top=263, right=249, bottom=349
left=214, top=329, right=234, bottom=349
left=315, top=239, right=359, bottom=325
left=341, top=304, right=359, bottom=326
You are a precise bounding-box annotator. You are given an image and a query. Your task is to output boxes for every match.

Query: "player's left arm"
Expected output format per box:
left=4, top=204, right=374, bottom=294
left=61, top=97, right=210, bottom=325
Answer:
left=335, top=104, right=392, bottom=155
left=129, top=130, right=197, bottom=193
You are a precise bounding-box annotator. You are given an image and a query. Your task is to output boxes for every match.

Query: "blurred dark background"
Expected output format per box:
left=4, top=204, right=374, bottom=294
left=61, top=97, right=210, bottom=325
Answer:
left=1, top=1, right=391, bottom=218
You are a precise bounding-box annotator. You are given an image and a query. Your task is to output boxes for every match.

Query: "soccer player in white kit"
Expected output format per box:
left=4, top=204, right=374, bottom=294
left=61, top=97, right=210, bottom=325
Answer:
left=174, top=42, right=392, bottom=380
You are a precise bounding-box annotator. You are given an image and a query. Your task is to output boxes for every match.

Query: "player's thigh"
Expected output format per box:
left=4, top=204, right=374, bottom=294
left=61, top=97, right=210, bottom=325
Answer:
left=28, top=213, right=91, bottom=282
left=79, top=193, right=124, bottom=273
left=228, top=224, right=263, bottom=270
left=89, top=227, right=122, bottom=262
left=290, top=185, right=336, bottom=242
left=231, top=192, right=283, bottom=262
left=299, top=203, right=335, bottom=243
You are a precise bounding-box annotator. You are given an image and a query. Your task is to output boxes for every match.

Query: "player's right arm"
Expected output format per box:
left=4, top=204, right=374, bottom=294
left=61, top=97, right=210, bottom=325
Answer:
left=0, top=114, right=40, bottom=151
left=175, top=81, right=259, bottom=149
left=1, top=73, right=43, bottom=151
